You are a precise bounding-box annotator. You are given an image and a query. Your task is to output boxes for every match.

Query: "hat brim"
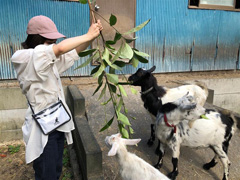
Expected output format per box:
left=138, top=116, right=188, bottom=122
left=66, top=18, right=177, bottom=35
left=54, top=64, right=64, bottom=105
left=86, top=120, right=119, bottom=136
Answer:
left=40, top=32, right=66, bottom=39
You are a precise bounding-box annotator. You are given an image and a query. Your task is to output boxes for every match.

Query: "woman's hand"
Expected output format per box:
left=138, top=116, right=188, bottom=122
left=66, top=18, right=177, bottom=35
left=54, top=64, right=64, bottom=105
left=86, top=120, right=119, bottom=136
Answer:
left=87, top=19, right=103, bottom=40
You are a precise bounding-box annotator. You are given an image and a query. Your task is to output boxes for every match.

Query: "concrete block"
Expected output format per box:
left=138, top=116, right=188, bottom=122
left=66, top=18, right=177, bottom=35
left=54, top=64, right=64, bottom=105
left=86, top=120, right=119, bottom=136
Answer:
left=206, top=89, right=214, bottom=104
left=67, top=85, right=86, bottom=117
left=0, top=129, right=23, bottom=142
left=67, top=85, right=103, bottom=180
left=0, top=87, right=27, bottom=110
left=73, top=116, right=103, bottom=180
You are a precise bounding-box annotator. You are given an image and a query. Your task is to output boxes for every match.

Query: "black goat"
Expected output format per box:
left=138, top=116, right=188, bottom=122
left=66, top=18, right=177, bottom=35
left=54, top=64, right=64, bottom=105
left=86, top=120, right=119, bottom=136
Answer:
left=128, top=66, right=208, bottom=146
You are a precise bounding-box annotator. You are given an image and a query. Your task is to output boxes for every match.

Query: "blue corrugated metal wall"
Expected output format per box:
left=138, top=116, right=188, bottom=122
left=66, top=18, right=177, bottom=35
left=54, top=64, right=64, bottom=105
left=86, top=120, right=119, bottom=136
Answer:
left=135, top=0, right=240, bottom=72
left=0, top=0, right=240, bottom=79
left=0, top=0, right=90, bottom=79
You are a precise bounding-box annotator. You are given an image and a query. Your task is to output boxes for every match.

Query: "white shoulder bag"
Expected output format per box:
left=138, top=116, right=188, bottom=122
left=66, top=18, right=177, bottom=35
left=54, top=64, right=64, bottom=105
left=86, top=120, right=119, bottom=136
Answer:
left=28, top=99, right=71, bottom=135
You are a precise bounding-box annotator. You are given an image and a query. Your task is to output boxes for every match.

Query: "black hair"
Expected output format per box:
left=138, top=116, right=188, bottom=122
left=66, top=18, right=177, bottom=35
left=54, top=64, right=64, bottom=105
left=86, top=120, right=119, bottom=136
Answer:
left=21, top=34, right=56, bottom=49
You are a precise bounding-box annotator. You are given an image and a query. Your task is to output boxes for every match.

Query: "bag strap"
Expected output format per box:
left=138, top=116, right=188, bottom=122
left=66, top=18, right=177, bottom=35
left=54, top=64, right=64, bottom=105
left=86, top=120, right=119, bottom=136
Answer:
left=25, top=95, right=60, bottom=115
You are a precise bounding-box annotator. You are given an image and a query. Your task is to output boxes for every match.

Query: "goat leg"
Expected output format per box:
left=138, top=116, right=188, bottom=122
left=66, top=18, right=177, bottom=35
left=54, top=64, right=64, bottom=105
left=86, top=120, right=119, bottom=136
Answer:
left=147, top=124, right=155, bottom=146
left=167, top=157, right=179, bottom=180
left=155, top=140, right=160, bottom=155
left=168, top=144, right=180, bottom=180
left=203, top=154, right=218, bottom=170
left=154, top=142, right=165, bottom=169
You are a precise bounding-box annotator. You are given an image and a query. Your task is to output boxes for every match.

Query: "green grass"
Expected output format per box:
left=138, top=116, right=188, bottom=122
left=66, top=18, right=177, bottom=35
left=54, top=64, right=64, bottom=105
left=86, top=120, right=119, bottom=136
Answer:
left=8, top=145, right=21, bottom=154
left=61, top=143, right=73, bottom=180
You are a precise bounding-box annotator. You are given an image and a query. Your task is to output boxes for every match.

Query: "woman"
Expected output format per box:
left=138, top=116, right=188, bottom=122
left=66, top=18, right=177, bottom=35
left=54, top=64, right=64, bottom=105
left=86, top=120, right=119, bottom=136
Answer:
left=11, top=15, right=103, bottom=180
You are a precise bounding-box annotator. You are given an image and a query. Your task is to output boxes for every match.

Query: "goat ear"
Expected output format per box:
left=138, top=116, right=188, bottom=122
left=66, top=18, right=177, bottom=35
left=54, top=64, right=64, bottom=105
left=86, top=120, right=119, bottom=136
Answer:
left=124, top=139, right=141, bottom=146
left=147, top=66, right=156, bottom=73
left=108, top=142, right=119, bottom=156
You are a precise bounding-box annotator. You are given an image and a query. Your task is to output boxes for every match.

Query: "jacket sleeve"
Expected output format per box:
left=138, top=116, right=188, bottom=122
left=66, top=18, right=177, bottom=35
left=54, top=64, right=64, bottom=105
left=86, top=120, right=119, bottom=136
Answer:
left=32, top=44, right=57, bottom=81
left=55, top=49, right=80, bottom=75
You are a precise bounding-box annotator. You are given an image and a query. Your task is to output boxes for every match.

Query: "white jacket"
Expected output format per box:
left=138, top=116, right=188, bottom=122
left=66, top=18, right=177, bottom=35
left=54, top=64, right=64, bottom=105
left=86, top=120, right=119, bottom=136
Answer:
left=11, top=44, right=80, bottom=163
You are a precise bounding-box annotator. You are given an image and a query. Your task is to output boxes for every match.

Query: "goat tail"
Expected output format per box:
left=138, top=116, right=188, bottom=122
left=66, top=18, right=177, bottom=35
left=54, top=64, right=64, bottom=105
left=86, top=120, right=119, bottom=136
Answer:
left=193, top=80, right=209, bottom=98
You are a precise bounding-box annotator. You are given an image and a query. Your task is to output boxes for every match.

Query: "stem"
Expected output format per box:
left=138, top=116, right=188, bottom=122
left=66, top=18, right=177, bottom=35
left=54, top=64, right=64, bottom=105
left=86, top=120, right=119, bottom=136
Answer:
left=90, top=9, right=121, bottom=34
left=87, top=0, right=105, bottom=47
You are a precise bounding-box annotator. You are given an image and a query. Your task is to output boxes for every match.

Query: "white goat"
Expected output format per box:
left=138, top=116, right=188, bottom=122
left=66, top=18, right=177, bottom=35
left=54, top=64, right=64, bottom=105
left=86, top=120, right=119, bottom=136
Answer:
left=154, top=94, right=236, bottom=180
left=105, top=133, right=170, bottom=180
left=128, top=66, right=208, bottom=146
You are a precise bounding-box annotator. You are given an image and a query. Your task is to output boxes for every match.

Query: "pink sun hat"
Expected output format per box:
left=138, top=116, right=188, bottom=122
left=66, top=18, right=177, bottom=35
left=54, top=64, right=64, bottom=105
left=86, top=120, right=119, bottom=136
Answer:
left=26, top=15, right=66, bottom=39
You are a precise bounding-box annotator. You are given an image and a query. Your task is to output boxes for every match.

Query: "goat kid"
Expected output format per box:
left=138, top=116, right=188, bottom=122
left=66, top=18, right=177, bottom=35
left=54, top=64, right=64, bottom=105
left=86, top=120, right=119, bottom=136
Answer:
left=154, top=95, right=235, bottom=180
left=128, top=66, right=208, bottom=146
left=105, top=133, right=170, bottom=180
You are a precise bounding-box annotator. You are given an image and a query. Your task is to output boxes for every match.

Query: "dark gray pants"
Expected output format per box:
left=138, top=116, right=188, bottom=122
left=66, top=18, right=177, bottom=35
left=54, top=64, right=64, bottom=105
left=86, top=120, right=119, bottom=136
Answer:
left=33, top=131, right=65, bottom=180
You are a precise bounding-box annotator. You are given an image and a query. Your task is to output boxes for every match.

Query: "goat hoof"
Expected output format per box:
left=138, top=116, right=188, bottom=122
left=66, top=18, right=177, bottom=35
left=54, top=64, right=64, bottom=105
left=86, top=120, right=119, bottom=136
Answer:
left=147, top=139, right=154, bottom=147
left=154, top=163, right=162, bottom=169
left=167, top=171, right=178, bottom=180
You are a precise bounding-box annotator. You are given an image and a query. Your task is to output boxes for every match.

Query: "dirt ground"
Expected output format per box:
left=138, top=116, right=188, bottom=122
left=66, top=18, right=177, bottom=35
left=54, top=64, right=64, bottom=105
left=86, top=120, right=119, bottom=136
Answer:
left=1, top=70, right=240, bottom=180
left=0, top=140, right=72, bottom=180
left=80, top=85, right=240, bottom=180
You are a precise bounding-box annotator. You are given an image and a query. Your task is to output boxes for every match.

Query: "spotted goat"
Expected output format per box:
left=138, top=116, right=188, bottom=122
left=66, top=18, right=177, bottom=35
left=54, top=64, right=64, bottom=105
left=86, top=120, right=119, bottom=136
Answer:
left=154, top=94, right=236, bottom=180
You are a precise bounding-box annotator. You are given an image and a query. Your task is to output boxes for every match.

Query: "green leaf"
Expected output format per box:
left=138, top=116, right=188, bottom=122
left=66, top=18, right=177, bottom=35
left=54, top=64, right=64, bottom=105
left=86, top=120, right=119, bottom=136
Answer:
left=133, top=53, right=148, bottom=63
left=108, top=83, right=117, bottom=93
left=117, top=98, right=123, bottom=112
left=120, top=42, right=134, bottom=59
left=102, top=48, right=111, bottom=64
left=119, top=85, right=127, bottom=97
left=106, top=40, right=116, bottom=45
left=109, top=14, right=117, bottom=26
left=106, top=73, right=118, bottom=85
left=99, top=117, right=114, bottom=132
left=112, top=46, right=122, bottom=63
left=129, top=127, right=134, bottom=134
left=125, top=37, right=138, bottom=43
left=109, top=67, right=115, bottom=74
left=124, top=19, right=150, bottom=35
left=79, top=0, right=87, bottom=4
left=130, top=87, right=138, bottom=95
left=113, top=61, right=126, bottom=67
left=98, top=72, right=104, bottom=84
left=75, top=52, right=96, bottom=70
left=93, top=62, right=106, bottom=78
left=98, top=83, right=107, bottom=100
left=121, top=127, right=129, bottom=139
left=124, top=107, right=128, bottom=114
left=92, top=82, right=103, bottom=96
left=78, top=49, right=96, bottom=57
left=117, top=112, right=130, bottom=125
left=133, top=49, right=150, bottom=57
left=105, top=42, right=115, bottom=50
left=130, top=57, right=139, bottom=68
left=91, top=65, right=100, bottom=75
left=114, top=32, right=122, bottom=42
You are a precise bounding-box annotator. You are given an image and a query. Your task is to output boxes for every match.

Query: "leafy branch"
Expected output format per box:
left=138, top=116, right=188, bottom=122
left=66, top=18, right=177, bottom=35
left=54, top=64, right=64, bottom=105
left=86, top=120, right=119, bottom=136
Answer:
left=77, top=0, right=150, bottom=138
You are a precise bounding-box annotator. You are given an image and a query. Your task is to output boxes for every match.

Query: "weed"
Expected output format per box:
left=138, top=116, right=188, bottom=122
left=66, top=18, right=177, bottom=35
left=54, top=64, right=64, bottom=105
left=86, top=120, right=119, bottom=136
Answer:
left=8, top=145, right=21, bottom=154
